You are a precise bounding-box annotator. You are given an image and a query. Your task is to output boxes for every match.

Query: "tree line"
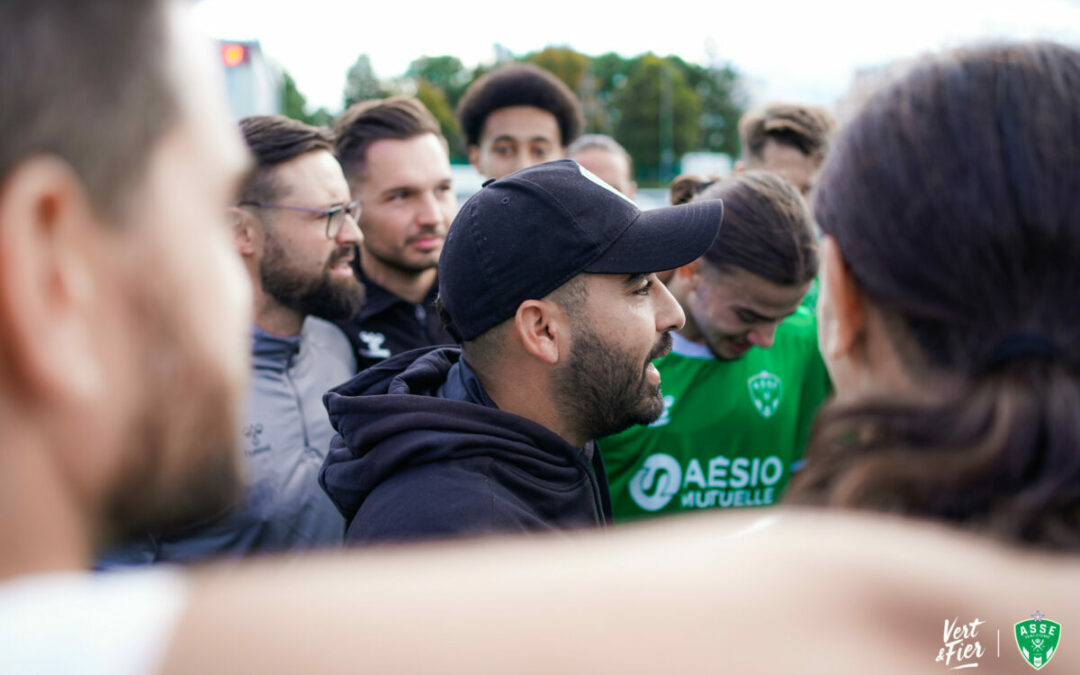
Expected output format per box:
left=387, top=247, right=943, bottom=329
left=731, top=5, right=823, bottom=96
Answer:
left=283, top=47, right=747, bottom=184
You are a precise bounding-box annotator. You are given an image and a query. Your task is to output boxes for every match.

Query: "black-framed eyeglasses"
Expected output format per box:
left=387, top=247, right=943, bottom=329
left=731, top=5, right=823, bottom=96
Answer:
left=238, top=200, right=360, bottom=239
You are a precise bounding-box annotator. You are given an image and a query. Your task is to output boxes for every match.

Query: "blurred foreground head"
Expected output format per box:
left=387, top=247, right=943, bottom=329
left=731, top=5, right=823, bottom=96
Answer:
left=0, top=0, right=252, bottom=568
left=790, top=43, right=1080, bottom=549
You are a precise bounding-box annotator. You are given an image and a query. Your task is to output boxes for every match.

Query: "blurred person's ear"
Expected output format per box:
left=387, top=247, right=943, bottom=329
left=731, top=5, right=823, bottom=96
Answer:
left=230, top=206, right=259, bottom=258
left=818, top=236, right=866, bottom=362
left=467, top=145, right=481, bottom=170
left=664, top=260, right=700, bottom=300
left=674, top=259, right=701, bottom=287
left=0, top=157, right=107, bottom=403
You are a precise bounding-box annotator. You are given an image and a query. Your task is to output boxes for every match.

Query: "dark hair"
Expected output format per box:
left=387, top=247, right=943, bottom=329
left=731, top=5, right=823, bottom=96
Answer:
left=237, top=115, right=334, bottom=203
left=739, top=103, right=835, bottom=164
left=787, top=43, right=1080, bottom=550
left=436, top=275, right=587, bottom=371
left=0, top=0, right=176, bottom=219
left=456, top=64, right=584, bottom=148
left=668, top=174, right=717, bottom=205
left=691, top=171, right=818, bottom=286
left=334, top=96, right=443, bottom=183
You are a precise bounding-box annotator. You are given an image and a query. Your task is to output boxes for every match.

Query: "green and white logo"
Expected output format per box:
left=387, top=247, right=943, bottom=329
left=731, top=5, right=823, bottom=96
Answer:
left=1015, top=611, right=1061, bottom=670
left=747, top=370, right=782, bottom=418
left=628, top=453, right=682, bottom=511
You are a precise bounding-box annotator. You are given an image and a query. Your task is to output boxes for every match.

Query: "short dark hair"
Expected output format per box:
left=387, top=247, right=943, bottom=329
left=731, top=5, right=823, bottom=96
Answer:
left=237, top=115, right=334, bottom=203
left=456, top=64, right=584, bottom=148
left=0, top=0, right=176, bottom=219
left=668, top=174, right=717, bottom=206
left=739, top=103, right=835, bottom=164
left=691, top=171, right=817, bottom=286
left=333, top=96, right=443, bottom=183
left=436, top=275, right=587, bottom=372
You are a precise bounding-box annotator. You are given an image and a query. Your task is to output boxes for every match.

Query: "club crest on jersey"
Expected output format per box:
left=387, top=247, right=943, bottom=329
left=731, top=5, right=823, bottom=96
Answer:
left=1015, top=611, right=1061, bottom=670
left=748, top=370, right=782, bottom=418
left=648, top=395, right=675, bottom=427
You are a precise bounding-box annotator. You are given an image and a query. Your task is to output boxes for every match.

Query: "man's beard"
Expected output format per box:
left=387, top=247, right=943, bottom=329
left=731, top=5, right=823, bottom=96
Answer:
left=105, top=373, right=244, bottom=543
left=260, top=238, right=365, bottom=321
left=553, top=322, right=673, bottom=442
left=364, top=236, right=441, bottom=276
left=102, top=293, right=248, bottom=546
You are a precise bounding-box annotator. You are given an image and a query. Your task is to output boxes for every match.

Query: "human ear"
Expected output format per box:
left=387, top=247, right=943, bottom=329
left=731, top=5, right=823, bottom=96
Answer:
left=0, top=156, right=106, bottom=402
left=513, top=300, right=564, bottom=365
left=675, top=259, right=700, bottom=283
left=819, top=236, right=866, bottom=362
left=467, top=145, right=481, bottom=171
left=672, top=259, right=704, bottom=300
left=230, top=206, right=258, bottom=257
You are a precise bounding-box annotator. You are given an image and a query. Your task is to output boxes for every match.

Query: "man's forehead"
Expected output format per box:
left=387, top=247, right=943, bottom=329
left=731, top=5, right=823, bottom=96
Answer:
left=358, top=135, right=451, bottom=189
left=760, top=139, right=815, bottom=169
left=274, top=150, right=350, bottom=199
left=482, top=106, right=560, bottom=140
left=720, top=270, right=807, bottom=312
left=574, top=146, right=624, bottom=164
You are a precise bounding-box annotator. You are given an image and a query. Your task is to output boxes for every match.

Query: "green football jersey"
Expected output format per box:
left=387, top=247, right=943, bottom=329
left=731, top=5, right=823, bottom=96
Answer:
left=800, top=277, right=820, bottom=310
left=597, top=306, right=831, bottom=521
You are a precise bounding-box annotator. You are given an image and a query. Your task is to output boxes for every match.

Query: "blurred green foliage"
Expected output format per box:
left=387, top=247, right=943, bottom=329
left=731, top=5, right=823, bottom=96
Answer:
left=284, top=47, right=747, bottom=181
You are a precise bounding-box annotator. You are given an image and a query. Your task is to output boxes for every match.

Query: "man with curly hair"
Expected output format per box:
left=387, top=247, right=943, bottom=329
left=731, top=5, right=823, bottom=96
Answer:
left=456, top=64, right=584, bottom=180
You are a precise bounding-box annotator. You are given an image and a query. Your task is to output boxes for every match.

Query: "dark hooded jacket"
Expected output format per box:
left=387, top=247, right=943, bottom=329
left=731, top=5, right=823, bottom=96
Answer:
left=319, top=346, right=612, bottom=544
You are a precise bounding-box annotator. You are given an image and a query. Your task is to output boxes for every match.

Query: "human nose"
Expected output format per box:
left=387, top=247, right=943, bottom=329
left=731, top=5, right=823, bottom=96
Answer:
left=654, top=276, right=685, bottom=333
left=507, top=147, right=534, bottom=173
left=334, top=209, right=363, bottom=246
left=415, top=191, right=445, bottom=228
left=748, top=321, right=780, bottom=349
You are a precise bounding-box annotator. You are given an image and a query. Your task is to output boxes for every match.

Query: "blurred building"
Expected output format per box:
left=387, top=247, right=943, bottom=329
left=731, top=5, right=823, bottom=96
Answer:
left=216, top=40, right=282, bottom=118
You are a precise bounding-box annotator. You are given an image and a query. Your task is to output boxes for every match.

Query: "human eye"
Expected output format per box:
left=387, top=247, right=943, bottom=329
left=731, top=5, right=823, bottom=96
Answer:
left=633, top=279, right=653, bottom=296
left=736, top=309, right=759, bottom=323
left=493, top=143, right=514, bottom=157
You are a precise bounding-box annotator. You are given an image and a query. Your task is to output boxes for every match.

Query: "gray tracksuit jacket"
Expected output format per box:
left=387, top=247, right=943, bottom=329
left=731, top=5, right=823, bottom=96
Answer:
left=102, top=317, right=354, bottom=563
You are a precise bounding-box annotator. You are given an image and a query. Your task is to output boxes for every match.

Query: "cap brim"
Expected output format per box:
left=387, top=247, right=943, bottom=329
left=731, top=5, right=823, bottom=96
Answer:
left=584, top=199, right=723, bottom=275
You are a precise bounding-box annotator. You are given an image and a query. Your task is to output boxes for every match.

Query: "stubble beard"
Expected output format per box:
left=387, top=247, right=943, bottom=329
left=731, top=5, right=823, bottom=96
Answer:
left=102, top=292, right=247, bottom=546
left=553, top=322, right=672, bottom=442
left=364, top=239, right=440, bottom=277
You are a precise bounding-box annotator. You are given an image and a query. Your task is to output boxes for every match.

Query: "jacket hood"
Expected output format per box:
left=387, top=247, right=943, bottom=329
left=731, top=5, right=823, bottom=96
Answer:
left=319, top=346, right=589, bottom=521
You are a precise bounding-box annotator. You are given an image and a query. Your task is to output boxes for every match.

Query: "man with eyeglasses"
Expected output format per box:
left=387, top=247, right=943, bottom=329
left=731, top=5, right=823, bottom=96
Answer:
left=103, top=115, right=362, bottom=563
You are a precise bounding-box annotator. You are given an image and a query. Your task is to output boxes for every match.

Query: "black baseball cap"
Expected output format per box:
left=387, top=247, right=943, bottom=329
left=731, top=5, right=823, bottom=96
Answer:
left=438, top=159, right=723, bottom=341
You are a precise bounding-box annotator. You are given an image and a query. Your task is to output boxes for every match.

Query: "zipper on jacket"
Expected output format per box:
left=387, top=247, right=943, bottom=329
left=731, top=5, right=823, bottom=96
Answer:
left=283, top=352, right=310, bottom=450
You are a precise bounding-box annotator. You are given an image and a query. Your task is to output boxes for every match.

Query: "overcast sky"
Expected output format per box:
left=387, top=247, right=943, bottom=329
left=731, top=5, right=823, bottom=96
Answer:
left=194, top=0, right=1080, bottom=113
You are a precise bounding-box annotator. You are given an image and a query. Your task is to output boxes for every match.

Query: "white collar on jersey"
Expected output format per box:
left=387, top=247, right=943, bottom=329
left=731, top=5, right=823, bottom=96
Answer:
left=670, top=332, right=715, bottom=360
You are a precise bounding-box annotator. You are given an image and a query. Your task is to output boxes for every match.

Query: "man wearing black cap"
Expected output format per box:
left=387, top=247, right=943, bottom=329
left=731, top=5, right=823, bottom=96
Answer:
left=319, top=159, right=723, bottom=544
